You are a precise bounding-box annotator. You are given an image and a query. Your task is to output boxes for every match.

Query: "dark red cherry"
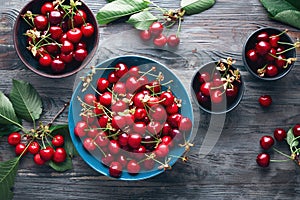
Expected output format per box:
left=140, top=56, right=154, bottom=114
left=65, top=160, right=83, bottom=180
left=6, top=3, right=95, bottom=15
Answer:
left=127, top=160, right=141, bottom=174
left=48, top=10, right=62, bottom=25
left=149, top=22, right=164, bottom=37
left=74, top=10, right=87, bottom=26
left=273, top=128, right=287, bottom=142
left=167, top=34, right=180, bottom=47
left=269, top=35, right=279, bottom=48
left=293, top=124, right=300, bottom=137
left=260, top=135, right=274, bottom=150
left=256, top=153, right=270, bottom=167
left=258, top=95, right=272, bottom=107
left=266, top=64, right=278, bottom=77
left=275, top=55, right=286, bottom=68
left=81, top=23, right=95, bottom=38
left=74, top=48, right=88, bottom=62
left=109, top=161, right=122, bottom=178
left=153, top=34, right=167, bottom=47
left=51, top=58, right=65, bottom=73
left=140, top=30, right=152, bottom=41
left=256, top=32, right=269, bottom=41
left=256, top=41, right=271, bottom=55
left=41, top=2, right=54, bottom=15
left=34, top=15, right=48, bottom=30
left=200, top=82, right=212, bottom=96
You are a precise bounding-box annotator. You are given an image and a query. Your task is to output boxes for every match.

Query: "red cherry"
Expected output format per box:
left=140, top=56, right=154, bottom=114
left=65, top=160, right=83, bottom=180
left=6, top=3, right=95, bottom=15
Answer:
left=76, top=42, right=87, bottom=50
left=108, top=140, right=120, bottom=154
left=67, top=28, right=83, bottom=43
left=52, top=147, right=67, bottom=163
left=179, top=117, right=192, bottom=132
left=133, top=122, right=147, bottom=136
left=15, top=143, right=27, bottom=156
left=256, top=41, right=271, bottom=55
left=211, top=90, right=224, bottom=104
left=94, top=131, right=109, bottom=147
left=115, top=62, right=129, bottom=78
left=34, top=15, right=48, bottom=30
left=61, top=40, right=74, bottom=54
left=149, top=22, right=164, bottom=36
left=98, top=115, right=109, bottom=128
left=108, top=71, right=119, bottom=84
left=118, top=133, right=129, bottom=147
left=40, top=146, right=54, bottom=161
left=81, top=23, right=95, bottom=38
left=269, top=35, right=279, bottom=48
left=97, top=78, right=109, bottom=93
left=111, top=115, right=126, bottom=130
left=275, top=55, right=286, bottom=68
left=34, top=153, right=46, bottom=165
left=113, top=82, right=126, bottom=95
left=166, top=103, right=179, bottom=115
left=293, top=124, right=300, bottom=137
left=128, top=134, right=142, bottom=149
left=126, top=76, right=140, bottom=93
left=74, top=10, right=87, bottom=26
left=41, top=2, right=54, bottom=15
left=196, top=91, right=210, bottom=107
left=160, top=91, right=174, bottom=106
left=153, top=34, right=167, bottom=47
left=52, top=134, right=64, bottom=147
left=256, top=153, right=270, bottom=167
left=83, top=137, right=96, bottom=151
left=161, top=135, right=174, bottom=148
left=199, top=72, right=210, bottom=84
left=7, top=132, right=21, bottom=146
left=48, top=10, right=62, bottom=25
left=200, top=82, right=212, bottom=96
left=149, top=104, right=167, bottom=122
left=111, top=100, right=127, bottom=113
left=109, top=161, right=122, bottom=178
left=143, top=158, right=155, bottom=170
left=128, top=66, right=140, bottom=77
left=74, top=121, right=88, bottom=137
left=127, top=160, right=141, bottom=174
left=259, top=95, right=272, bottom=107
left=260, top=135, right=274, bottom=150
left=167, top=34, right=180, bottom=47
left=167, top=113, right=182, bottom=128
left=28, top=141, right=40, bottom=155
left=49, top=26, right=63, bottom=40
left=117, top=155, right=128, bottom=168
left=84, top=93, right=96, bottom=105
left=60, top=51, right=73, bottom=63
left=256, top=32, right=269, bottom=41
left=265, top=48, right=276, bottom=62
left=99, top=92, right=112, bottom=106
left=74, top=48, right=88, bottom=62
left=273, top=128, right=287, bottom=142
left=147, top=121, right=162, bottom=135
left=265, top=64, right=278, bottom=77
left=51, top=58, right=65, bottom=73
left=101, top=153, right=114, bottom=167
left=140, top=30, right=151, bottom=41
left=155, top=143, right=169, bottom=158
left=246, top=49, right=258, bottom=63
left=226, top=85, right=239, bottom=99
left=45, top=43, right=59, bottom=55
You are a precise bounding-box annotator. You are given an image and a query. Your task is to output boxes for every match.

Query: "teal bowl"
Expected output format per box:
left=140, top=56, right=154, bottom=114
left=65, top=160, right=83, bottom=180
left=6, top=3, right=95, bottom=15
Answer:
left=68, top=55, right=194, bottom=180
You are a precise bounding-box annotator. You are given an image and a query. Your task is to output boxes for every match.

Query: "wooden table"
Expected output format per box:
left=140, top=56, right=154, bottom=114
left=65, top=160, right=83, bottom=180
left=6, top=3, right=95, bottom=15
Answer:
left=1, top=0, right=300, bottom=199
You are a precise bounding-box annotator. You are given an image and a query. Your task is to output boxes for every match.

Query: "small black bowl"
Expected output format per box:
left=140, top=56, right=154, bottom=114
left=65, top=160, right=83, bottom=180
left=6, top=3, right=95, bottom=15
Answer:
left=13, top=0, right=99, bottom=78
left=191, top=61, right=244, bottom=114
left=242, top=27, right=296, bottom=81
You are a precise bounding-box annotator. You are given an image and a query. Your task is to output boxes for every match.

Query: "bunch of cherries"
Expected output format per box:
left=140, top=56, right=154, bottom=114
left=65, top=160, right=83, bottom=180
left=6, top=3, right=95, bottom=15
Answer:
left=194, top=58, right=242, bottom=112
left=256, top=124, right=300, bottom=167
left=75, top=62, right=193, bottom=178
left=7, top=128, right=66, bottom=165
left=245, top=30, right=296, bottom=77
left=139, top=22, right=180, bottom=48
left=22, top=0, right=95, bottom=73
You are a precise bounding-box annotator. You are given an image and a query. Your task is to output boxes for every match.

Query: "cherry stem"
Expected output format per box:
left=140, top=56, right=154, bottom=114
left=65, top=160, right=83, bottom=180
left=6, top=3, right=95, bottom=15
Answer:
left=272, top=147, right=292, bottom=159
left=94, top=142, right=107, bottom=157
left=270, top=159, right=290, bottom=162
left=270, top=29, right=288, bottom=38
left=48, top=102, right=70, bottom=127
left=176, top=17, right=182, bottom=37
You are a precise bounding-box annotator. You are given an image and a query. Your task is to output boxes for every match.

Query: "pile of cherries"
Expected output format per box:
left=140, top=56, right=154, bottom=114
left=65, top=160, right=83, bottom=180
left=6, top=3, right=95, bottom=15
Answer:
left=194, top=58, right=242, bottom=112
left=139, top=22, right=180, bottom=48
left=245, top=30, right=295, bottom=77
left=22, top=0, right=95, bottom=73
left=74, top=62, right=192, bottom=178
left=7, top=131, right=66, bottom=165
left=256, top=124, right=300, bottom=167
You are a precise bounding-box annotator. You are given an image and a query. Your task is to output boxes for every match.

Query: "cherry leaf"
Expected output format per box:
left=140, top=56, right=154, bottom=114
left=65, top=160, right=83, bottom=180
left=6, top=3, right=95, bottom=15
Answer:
left=286, top=128, right=295, bottom=146
left=9, top=80, right=42, bottom=122
left=127, top=10, right=158, bottom=30
left=0, top=91, right=19, bottom=126
left=0, top=157, right=19, bottom=200
left=96, top=0, right=150, bottom=25
left=181, top=0, right=215, bottom=15
left=0, top=124, right=21, bottom=137
left=48, top=156, right=72, bottom=172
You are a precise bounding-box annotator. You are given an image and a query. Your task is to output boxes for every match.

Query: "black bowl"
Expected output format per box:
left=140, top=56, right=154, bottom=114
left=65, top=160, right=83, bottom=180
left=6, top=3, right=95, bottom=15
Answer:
left=242, top=27, right=296, bottom=81
left=191, top=61, right=244, bottom=114
left=13, top=0, right=99, bottom=78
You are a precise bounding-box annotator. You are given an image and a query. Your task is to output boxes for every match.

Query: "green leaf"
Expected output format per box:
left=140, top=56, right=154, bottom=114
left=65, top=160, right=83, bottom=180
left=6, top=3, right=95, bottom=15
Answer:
left=127, top=10, right=158, bottom=30
left=96, top=0, right=150, bottom=25
left=285, top=0, right=300, bottom=10
left=48, top=156, right=72, bottom=172
left=273, top=10, right=300, bottom=29
left=260, top=0, right=296, bottom=16
left=287, top=128, right=295, bottom=146
left=0, top=157, right=19, bottom=200
left=50, top=125, right=78, bottom=158
left=9, top=80, right=43, bottom=122
left=0, top=124, right=21, bottom=137
left=181, top=0, right=215, bottom=15
left=0, top=92, right=19, bottom=126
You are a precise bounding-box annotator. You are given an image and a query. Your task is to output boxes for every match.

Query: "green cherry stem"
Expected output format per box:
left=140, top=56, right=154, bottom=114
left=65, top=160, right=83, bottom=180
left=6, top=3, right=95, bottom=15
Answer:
left=273, top=147, right=293, bottom=159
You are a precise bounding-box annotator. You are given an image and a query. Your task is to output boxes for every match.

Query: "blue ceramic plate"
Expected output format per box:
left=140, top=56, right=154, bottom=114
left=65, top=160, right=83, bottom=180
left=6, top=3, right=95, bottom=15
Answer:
left=68, top=55, right=194, bottom=180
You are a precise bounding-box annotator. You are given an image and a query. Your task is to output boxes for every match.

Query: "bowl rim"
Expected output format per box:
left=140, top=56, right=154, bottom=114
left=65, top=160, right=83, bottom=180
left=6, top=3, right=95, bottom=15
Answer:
left=190, top=61, right=245, bottom=115
left=68, top=54, right=195, bottom=180
left=13, top=0, right=99, bottom=79
left=242, top=27, right=296, bottom=81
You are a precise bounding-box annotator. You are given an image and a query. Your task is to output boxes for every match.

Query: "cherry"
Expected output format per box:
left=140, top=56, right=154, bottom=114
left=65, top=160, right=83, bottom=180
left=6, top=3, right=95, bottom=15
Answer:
left=87, top=128, right=98, bottom=138
left=149, top=104, right=167, bottom=122
left=34, top=153, right=46, bottom=165
left=133, top=122, right=147, bottom=136
left=265, top=48, right=276, bottom=62
left=98, top=115, right=109, bottom=128
left=76, top=42, right=87, bottom=50
left=111, top=100, right=127, bottom=113
left=178, top=117, right=193, bottom=132
left=109, top=161, right=122, bottom=178
left=273, top=128, right=287, bottom=142
left=162, top=123, right=171, bottom=136
left=81, top=23, right=95, bottom=38
left=143, top=158, right=155, bottom=170
left=74, top=121, right=88, bottom=137
left=259, top=95, right=272, bottom=107
left=128, top=66, right=140, bottom=77
left=269, top=35, right=279, bottom=48
left=210, top=90, right=224, bottom=104
left=266, top=64, right=278, bottom=77
left=155, top=143, right=169, bottom=158
left=108, top=71, right=119, bottom=84
left=51, top=58, right=65, bottom=73
left=226, top=85, right=239, bottom=99
left=28, top=141, right=40, bottom=155
left=167, top=113, right=182, bottom=128
left=257, top=32, right=269, bottom=41
left=134, top=108, right=147, bottom=121
left=40, top=146, right=54, bottom=161
left=160, top=91, right=174, bottom=106
left=256, top=41, right=271, bottom=55
left=161, top=135, right=173, bottom=148
left=128, top=134, right=142, bottom=149
left=60, top=52, right=73, bottom=63
left=167, top=35, right=180, bottom=47
left=126, top=76, right=140, bottom=93
left=111, top=115, right=126, bottom=130
left=148, top=80, right=161, bottom=93
left=115, top=62, right=129, bottom=78
left=38, top=54, right=52, bottom=67
left=140, top=30, right=151, bottom=41
left=196, top=91, right=210, bottom=107
left=45, top=43, right=60, bottom=55
left=15, top=143, right=27, bottom=156
left=52, top=147, right=67, bottom=163
left=256, top=153, right=270, bottom=167
left=101, top=153, right=114, bottom=166
left=166, top=103, right=179, bottom=115
left=67, top=28, right=83, bottom=43
left=61, top=40, right=74, bottom=54
left=49, top=10, right=62, bottom=25
left=275, top=55, right=286, bottom=68
left=260, top=135, right=274, bottom=150
left=52, top=134, right=64, bottom=147
left=94, top=131, right=109, bottom=147
left=293, top=124, right=300, bottom=137
left=127, top=160, right=141, bottom=174
left=117, top=155, right=128, bottom=168
left=118, top=133, right=129, bottom=147
left=49, top=26, right=63, bottom=40
left=99, top=91, right=112, bottom=107
left=200, top=82, right=212, bottom=96
left=153, top=34, right=167, bottom=47
left=41, top=2, right=54, bottom=15
left=74, top=10, right=87, bottom=26
left=113, top=82, right=126, bottom=95
left=149, top=22, right=164, bottom=37
left=133, top=92, right=146, bottom=108
left=34, top=15, right=48, bottom=30
left=246, top=49, right=258, bottom=63
left=7, top=132, right=21, bottom=146
left=97, top=77, right=109, bottom=92
left=74, top=48, right=88, bottom=62
left=83, top=137, right=96, bottom=151
left=133, top=145, right=146, bottom=160
left=147, top=121, right=162, bottom=135
left=108, top=140, right=120, bottom=154
left=199, top=72, right=210, bottom=84
left=84, top=93, right=96, bottom=105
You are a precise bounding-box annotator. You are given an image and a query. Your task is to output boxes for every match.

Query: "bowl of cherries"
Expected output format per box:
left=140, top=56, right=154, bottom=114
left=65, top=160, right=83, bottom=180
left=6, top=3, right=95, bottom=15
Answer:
left=68, top=55, right=194, bottom=180
left=191, top=58, right=244, bottom=114
left=13, top=0, right=99, bottom=78
left=243, top=27, right=297, bottom=80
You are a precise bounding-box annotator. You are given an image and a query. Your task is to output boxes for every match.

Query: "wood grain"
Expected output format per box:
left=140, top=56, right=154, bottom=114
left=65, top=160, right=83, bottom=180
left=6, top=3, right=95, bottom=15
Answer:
left=0, top=0, right=300, bottom=199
